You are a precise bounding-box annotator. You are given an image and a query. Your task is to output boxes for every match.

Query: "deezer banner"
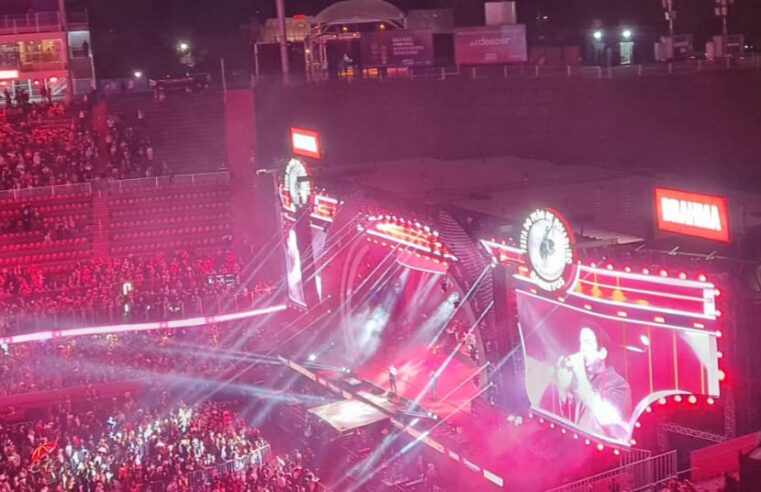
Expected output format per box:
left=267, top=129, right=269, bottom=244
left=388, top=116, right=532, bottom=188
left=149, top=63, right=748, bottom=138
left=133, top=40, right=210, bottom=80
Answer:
left=454, top=25, right=528, bottom=65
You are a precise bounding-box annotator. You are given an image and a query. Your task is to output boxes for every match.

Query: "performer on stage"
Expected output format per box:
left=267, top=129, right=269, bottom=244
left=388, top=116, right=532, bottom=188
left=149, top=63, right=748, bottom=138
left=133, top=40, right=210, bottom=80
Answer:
left=388, top=365, right=398, bottom=394
left=429, top=370, right=438, bottom=399
left=555, top=324, right=632, bottom=440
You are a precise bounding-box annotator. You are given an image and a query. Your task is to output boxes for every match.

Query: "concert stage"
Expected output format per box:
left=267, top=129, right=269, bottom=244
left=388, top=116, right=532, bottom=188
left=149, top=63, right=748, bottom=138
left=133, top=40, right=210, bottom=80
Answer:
left=283, top=352, right=615, bottom=492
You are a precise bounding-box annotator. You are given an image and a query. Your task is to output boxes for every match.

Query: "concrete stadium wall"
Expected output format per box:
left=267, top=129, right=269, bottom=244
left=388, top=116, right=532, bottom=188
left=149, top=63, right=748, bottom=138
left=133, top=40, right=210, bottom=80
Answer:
left=254, top=71, right=761, bottom=190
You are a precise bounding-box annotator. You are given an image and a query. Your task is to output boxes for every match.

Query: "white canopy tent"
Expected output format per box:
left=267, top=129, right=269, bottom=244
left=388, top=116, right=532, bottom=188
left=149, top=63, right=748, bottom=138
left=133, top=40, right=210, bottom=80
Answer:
left=313, top=0, right=405, bottom=31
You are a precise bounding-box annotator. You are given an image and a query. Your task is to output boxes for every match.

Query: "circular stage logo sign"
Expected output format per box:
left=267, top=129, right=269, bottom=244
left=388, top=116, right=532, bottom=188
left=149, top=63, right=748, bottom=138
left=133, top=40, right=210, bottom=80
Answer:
left=519, top=208, right=576, bottom=292
left=284, top=157, right=313, bottom=210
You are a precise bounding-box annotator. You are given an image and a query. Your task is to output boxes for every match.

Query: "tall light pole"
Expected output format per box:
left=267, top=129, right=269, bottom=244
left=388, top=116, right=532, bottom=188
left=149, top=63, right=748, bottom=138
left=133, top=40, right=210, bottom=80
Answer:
left=662, top=0, right=675, bottom=37
left=715, top=0, right=733, bottom=57
left=276, top=0, right=290, bottom=84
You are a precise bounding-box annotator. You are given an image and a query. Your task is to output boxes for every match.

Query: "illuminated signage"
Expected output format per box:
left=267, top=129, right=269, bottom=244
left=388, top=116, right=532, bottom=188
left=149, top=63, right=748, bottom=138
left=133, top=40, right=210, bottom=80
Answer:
left=655, top=188, right=730, bottom=243
left=519, top=209, right=575, bottom=292
left=284, top=158, right=312, bottom=210
left=0, top=70, right=19, bottom=80
left=291, top=127, right=321, bottom=159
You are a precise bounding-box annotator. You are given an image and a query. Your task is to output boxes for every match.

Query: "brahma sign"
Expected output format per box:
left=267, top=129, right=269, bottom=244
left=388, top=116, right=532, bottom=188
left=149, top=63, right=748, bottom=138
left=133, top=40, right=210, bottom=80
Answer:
left=655, top=188, right=730, bottom=243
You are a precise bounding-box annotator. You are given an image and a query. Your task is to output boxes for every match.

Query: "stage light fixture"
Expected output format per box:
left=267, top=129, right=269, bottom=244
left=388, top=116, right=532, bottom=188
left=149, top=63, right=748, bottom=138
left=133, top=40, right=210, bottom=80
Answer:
left=689, top=395, right=697, bottom=404
left=308, top=353, right=317, bottom=362
left=674, top=395, right=682, bottom=403
left=707, top=397, right=715, bottom=405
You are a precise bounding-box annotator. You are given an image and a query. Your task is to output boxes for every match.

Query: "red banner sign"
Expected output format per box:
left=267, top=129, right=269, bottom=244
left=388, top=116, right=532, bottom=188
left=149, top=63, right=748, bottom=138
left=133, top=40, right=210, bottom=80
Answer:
left=655, top=188, right=730, bottom=243
left=454, top=25, right=527, bottom=65
left=290, top=127, right=321, bottom=159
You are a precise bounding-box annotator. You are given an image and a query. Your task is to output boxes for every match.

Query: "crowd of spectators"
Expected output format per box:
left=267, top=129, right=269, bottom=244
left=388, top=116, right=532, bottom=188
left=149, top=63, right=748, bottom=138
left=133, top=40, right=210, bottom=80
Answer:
left=0, top=97, right=168, bottom=192
left=0, top=248, right=252, bottom=335
left=0, top=395, right=322, bottom=491
left=0, top=102, right=97, bottom=190
left=102, top=113, right=168, bottom=181
left=0, top=205, right=85, bottom=242
left=0, top=304, right=286, bottom=400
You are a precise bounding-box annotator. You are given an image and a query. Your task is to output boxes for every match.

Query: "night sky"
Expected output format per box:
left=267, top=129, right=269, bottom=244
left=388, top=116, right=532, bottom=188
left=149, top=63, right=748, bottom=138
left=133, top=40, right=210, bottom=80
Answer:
left=61, top=0, right=761, bottom=78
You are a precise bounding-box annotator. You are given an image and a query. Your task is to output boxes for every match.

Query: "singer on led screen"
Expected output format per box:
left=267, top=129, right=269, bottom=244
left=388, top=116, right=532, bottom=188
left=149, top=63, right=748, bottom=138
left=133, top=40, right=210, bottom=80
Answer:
left=518, top=287, right=720, bottom=447
left=555, top=324, right=632, bottom=441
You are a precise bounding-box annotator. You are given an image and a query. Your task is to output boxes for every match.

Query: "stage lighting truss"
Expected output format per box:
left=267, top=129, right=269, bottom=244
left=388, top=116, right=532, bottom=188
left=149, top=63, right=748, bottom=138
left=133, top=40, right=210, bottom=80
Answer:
left=310, top=192, right=340, bottom=223
left=359, top=215, right=458, bottom=263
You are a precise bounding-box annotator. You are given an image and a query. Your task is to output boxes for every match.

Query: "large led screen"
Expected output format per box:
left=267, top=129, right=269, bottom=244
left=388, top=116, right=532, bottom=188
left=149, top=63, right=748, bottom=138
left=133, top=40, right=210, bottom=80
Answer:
left=517, top=290, right=720, bottom=446
left=283, top=223, right=306, bottom=307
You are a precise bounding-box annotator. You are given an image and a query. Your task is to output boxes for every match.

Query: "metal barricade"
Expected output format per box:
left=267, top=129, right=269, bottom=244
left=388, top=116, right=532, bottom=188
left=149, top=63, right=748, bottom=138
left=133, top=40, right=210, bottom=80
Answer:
left=545, top=450, right=677, bottom=492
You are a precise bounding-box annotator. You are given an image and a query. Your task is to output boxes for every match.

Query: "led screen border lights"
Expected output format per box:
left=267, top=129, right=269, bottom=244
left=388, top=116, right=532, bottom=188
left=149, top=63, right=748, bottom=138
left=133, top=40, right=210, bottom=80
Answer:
left=0, top=304, right=287, bottom=346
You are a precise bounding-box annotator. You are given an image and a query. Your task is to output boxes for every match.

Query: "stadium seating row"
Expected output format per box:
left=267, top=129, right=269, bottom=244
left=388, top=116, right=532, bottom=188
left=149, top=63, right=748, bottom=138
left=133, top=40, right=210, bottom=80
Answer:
left=112, top=224, right=230, bottom=242
left=109, top=212, right=231, bottom=230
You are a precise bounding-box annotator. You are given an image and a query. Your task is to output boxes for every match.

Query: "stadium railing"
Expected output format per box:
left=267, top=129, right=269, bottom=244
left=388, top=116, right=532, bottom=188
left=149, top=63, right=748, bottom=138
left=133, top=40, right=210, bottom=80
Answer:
left=0, top=290, right=272, bottom=337
left=0, top=171, right=231, bottom=202
left=545, top=449, right=677, bottom=492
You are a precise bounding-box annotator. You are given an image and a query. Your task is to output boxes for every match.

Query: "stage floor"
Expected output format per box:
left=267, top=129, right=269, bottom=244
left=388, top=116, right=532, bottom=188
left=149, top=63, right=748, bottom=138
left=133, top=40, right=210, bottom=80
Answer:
left=355, top=343, right=483, bottom=421
left=323, top=344, right=616, bottom=491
